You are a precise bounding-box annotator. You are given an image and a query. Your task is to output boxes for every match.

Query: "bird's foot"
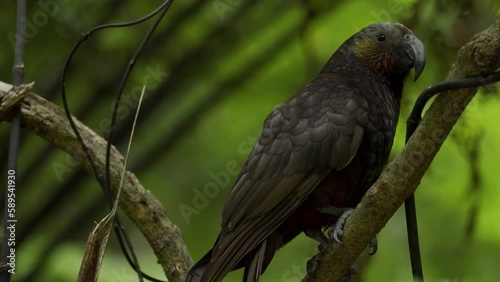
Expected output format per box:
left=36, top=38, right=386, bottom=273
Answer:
left=340, top=264, right=358, bottom=282
left=327, top=208, right=354, bottom=244
left=307, top=208, right=378, bottom=253
left=306, top=253, right=321, bottom=277
left=304, top=208, right=376, bottom=279
left=304, top=226, right=358, bottom=280
left=304, top=228, right=329, bottom=252
left=368, top=235, right=378, bottom=255
left=304, top=229, right=330, bottom=278
left=325, top=209, right=377, bottom=254
left=306, top=254, right=357, bottom=281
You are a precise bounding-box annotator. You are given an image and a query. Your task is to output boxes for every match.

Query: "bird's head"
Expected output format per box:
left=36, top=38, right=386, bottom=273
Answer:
left=351, top=22, right=426, bottom=82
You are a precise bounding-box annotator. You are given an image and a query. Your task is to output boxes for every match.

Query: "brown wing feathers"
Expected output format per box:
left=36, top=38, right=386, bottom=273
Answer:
left=200, top=83, right=365, bottom=282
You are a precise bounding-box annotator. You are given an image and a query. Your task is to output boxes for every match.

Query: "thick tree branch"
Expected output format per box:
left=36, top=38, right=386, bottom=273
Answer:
left=0, top=82, right=192, bottom=282
left=303, top=19, right=500, bottom=282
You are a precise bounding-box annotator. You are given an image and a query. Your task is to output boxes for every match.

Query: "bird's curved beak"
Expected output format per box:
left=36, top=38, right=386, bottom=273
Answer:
left=404, top=35, right=427, bottom=81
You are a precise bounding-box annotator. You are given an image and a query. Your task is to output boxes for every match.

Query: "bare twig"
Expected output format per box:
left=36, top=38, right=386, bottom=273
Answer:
left=76, top=213, right=113, bottom=282
left=77, top=86, right=147, bottom=282
left=463, top=133, right=482, bottom=242
left=2, top=1, right=27, bottom=281
left=0, top=82, right=33, bottom=111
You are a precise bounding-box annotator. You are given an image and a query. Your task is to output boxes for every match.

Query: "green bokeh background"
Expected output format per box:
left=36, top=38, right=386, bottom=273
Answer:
left=0, top=0, right=499, bottom=281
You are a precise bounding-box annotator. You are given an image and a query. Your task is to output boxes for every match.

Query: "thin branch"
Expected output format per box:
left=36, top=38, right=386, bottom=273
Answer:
left=463, top=133, right=482, bottom=242
left=303, top=19, right=500, bottom=282
left=403, top=194, right=423, bottom=280
left=2, top=0, right=27, bottom=281
left=0, top=83, right=193, bottom=282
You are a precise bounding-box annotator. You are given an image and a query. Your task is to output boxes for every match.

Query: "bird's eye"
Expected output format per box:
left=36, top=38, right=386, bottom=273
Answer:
left=377, top=34, right=386, bottom=42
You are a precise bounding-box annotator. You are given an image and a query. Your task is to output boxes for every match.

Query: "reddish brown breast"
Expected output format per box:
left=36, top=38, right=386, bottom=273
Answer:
left=272, top=152, right=366, bottom=248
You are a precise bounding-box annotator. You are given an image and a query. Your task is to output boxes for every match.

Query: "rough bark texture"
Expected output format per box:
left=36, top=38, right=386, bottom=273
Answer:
left=303, top=19, right=500, bottom=282
left=0, top=82, right=193, bottom=282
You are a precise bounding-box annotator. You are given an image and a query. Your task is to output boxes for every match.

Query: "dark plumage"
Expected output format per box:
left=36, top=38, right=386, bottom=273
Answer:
left=187, top=22, right=426, bottom=282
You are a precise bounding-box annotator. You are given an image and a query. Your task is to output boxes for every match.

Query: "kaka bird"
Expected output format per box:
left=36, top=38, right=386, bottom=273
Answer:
left=187, top=22, right=426, bottom=282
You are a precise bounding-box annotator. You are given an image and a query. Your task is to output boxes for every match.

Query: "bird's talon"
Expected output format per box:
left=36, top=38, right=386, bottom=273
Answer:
left=339, top=263, right=358, bottom=282
left=368, top=236, right=378, bottom=255
left=306, top=254, right=321, bottom=277
left=318, top=242, right=328, bottom=253
left=333, top=231, right=343, bottom=244
left=328, top=208, right=354, bottom=244
left=349, top=263, right=358, bottom=274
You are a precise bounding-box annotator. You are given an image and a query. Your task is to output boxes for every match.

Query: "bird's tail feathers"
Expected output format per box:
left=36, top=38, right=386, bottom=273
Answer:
left=186, top=248, right=213, bottom=282
left=243, top=240, right=267, bottom=282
